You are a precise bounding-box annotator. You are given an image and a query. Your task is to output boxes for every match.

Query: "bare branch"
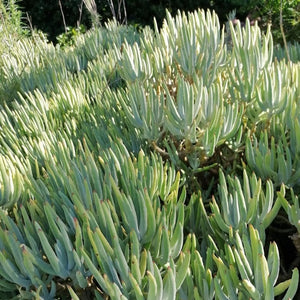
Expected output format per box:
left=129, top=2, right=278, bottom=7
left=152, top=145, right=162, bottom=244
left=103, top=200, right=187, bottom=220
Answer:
left=58, top=0, right=67, bottom=33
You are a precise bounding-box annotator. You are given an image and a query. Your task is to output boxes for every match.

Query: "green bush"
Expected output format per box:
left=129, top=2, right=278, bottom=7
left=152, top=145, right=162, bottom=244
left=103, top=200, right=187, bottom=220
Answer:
left=0, top=0, right=29, bottom=59
left=0, top=0, right=27, bottom=34
left=56, top=25, right=87, bottom=48
left=0, top=6, right=299, bottom=300
left=254, top=0, right=300, bottom=44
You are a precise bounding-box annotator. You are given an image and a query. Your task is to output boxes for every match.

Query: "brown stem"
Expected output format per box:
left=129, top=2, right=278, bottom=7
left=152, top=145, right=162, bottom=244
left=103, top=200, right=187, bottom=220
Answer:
left=78, top=0, right=84, bottom=27
left=151, top=141, right=170, bottom=159
left=58, top=0, right=67, bottom=33
left=280, top=0, right=290, bottom=62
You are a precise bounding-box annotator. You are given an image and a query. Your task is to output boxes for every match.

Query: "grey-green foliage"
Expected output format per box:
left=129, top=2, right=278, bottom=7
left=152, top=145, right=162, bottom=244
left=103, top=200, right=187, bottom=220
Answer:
left=0, top=7, right=299, bottom=300
left=209, top=169, right=281, bottom=242
left=212, top=225, right=299, bottom=300
left=0, top=138, right=188, bottom=299
left=0, top=19, right=138, bottom=105
left=0, top=154, right=23, bottom=208
left=274, top=42, right=300, bottom=63
left=245, top=61, right=300, bottom=188
left=279, top=185, right=300, bottom=233
left=117, top=10, right=279, bottom=173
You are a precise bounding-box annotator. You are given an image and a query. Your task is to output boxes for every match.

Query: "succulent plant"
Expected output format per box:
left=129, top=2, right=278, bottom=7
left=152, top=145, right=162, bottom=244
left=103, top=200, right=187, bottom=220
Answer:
left=0, top=4, right=299, bottom=299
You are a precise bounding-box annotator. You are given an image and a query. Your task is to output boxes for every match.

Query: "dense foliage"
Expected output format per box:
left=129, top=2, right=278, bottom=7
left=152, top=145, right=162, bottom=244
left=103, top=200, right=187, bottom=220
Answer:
left=0, top=2, right=300, bottom=300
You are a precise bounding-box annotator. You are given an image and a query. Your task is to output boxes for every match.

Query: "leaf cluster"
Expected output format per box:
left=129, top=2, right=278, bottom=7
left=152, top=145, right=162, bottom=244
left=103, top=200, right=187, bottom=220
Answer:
left=0, top=7, right=299, bottom=300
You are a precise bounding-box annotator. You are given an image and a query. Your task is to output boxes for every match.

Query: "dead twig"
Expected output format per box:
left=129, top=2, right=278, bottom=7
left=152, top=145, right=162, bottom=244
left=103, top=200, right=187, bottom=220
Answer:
left=58, top=0, right=67, bottom=33
left=280, top=0, right=290, bottom=62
